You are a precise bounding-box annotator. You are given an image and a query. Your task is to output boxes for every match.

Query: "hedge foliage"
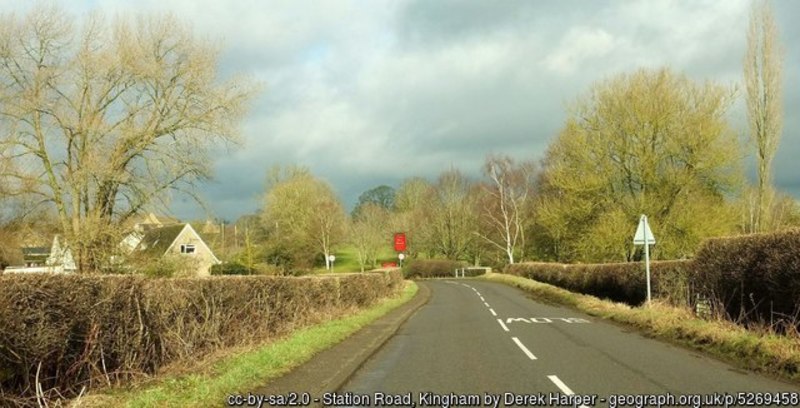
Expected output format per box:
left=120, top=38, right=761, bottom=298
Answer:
left=693, top=229, right=800, bottom=330
left=0, top=270, right=403, bottom=405
left=403, top=259, right=467, bottom=279
left=210, top=261, right=255, bottom=275
left=505, top=260, right=694, bottom=306
left=506, top=229, right=800, bottom=332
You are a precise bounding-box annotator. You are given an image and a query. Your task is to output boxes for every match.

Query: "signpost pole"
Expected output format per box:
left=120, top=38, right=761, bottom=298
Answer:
left=633, top=214, right=655, bottom=307
left=644, top=216, right=651, bottom=305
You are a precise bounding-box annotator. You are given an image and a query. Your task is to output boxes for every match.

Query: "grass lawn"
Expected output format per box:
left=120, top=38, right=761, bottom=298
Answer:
left=314, top=245, right=400, bottom=274
left=79, top=282, right=418, bottom=407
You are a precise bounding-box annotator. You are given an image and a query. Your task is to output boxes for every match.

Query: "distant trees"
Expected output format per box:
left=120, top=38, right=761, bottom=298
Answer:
left=394, top=177, right=436, bottom=259
left=475, top=155, right=536, bottom=264
left=533, top=69, right=741, bottom=262
left=352, top=185, right=395, bottom=217
left=0, top=6, right=255, bottom=271
left=261, top=166, right=346, bottom=271
left=428, top=169, right=480, bottom=262
left=349, top=203, right=390, bottom=272
left=744, top=0, right=784, bottom=233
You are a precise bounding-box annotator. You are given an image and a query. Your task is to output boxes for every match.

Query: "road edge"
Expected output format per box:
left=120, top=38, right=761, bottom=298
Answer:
left=249, top=281, right=432, bottom=405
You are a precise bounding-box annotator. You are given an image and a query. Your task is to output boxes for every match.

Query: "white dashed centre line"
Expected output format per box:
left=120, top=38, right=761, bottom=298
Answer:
left=489, top=308, right=497, bottom=317
left=497, top=319, right=510, bottom=332
left=483, top=302, right=491, bottom=308
left=547, top=376, right=589, bottom=408
left=511, top=337, right=537, bottom=360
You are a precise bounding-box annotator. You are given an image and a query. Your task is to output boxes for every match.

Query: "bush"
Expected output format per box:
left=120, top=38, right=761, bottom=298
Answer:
left=0, top=270, right=403, bottom=405
left=505, top=260, right=695, bottom=306
left=210, top=261, right=254, bottom=275
left=693, top=230, right=800, bottom=331
left=403, top=259, right=467, bottom=279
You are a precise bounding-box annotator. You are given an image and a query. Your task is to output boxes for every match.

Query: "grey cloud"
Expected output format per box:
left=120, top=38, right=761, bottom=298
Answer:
left=3, top=1, right=800, bottom=221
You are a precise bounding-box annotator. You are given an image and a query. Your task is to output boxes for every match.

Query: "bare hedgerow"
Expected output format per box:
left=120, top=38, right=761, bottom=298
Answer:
left=0, top=271, right=403, bottom=406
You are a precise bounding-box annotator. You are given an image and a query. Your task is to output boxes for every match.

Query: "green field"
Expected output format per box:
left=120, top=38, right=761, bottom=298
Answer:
left=314, top=245, right=401, bottom=273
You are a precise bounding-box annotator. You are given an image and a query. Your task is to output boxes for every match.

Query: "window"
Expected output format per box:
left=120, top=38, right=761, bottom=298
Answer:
left=180, top=244, right=196, bottom=254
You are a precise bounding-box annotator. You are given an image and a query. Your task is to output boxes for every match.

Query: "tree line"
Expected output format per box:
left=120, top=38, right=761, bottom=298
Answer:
left=0, top=1, right=795, bottom=273
left=243, top=1, right=797, bottom=271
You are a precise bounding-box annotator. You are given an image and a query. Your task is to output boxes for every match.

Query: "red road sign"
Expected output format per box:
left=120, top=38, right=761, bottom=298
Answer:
left=394, top=232, right=407, bottom=252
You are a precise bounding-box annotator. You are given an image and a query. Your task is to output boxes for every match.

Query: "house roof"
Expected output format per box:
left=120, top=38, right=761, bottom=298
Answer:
left=22, top=246, right=50, bottom=262
left=138, top=224, right=186, bottom=256
left=22, top=247, right=50, bottom=255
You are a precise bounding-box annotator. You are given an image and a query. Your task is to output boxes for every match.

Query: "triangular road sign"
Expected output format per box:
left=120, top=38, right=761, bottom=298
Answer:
left=633, top=215, right=656, bottom=245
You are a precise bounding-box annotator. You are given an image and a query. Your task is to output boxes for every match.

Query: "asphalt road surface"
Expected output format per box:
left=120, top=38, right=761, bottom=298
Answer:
left=338, top=280, right=800, bottom=407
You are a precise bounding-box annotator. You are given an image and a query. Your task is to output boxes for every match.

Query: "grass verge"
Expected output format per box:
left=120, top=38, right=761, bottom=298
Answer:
left=313, top=246, right=400, bottom=274
left=480, top=272, right=800, bottom=383
left=77, top=282, right=418, bottom=407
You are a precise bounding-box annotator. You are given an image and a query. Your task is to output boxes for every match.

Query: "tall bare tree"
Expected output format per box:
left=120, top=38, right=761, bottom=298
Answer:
left=429, top=169, right=478, bottom=261
left=0, top=6, right=255, bottom=271
left=476, top=155, right=536, bottom=264
left=348, top=203, right=390, bottom=272
left=393, top=177, right=435, bottom=258
left=744, top=0, right=784, bottom=232
left=262, top=167, right=346, bottom=271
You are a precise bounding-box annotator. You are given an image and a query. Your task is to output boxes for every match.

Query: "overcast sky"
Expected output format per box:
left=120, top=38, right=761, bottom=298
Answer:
left=4, top=1, right=800, bottom=221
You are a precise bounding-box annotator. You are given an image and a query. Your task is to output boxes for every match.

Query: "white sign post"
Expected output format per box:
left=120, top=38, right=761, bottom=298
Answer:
left=633, top=214, right=656, bottom=305
left=398, top=253, right=405, bottom=268
left=328, top=254, right=336, bottom=273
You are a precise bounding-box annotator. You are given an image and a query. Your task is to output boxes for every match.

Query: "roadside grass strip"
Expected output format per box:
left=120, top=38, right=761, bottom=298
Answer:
left=480, top=272, right=800, bottom=384
left=79, top=282, right=419, bottom=408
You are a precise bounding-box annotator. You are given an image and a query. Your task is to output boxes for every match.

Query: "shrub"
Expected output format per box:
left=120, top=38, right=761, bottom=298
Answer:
left=210, top=261, right=254, bottom=275
left=0, top=270, right=403, bottom=405
left=693, top=230, right=800, bottom=331
left=403, top=259, right=467, bottom=279
left=505, top=260, right=695, bottom=306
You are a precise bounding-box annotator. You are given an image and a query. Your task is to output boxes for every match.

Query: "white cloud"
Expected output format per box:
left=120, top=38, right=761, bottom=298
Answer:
left=544, top=27, right=619, bottom=75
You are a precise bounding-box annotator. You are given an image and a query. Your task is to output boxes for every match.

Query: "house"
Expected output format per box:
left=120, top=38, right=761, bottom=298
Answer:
left=119, top=212, right=182, bottom=254
left=21, top=246, right=49, bottom=267
left=5, top=235, right=76, bottom=273
left=129, top=212, right=181, bottom=233
left=135, top=223, right=220, bottom=276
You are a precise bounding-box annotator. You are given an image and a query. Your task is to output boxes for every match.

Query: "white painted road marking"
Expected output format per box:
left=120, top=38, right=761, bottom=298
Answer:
left=506, top=317, right=591, bottom=324
left=511, top=337, right=537, bottom=360
left=483, top=302, right=491, bottom=308
left=489, top=308, right=497, bottom=316
left=547, top=376, right=589, bottom=408
left=497, top=319, right=510, bottom=332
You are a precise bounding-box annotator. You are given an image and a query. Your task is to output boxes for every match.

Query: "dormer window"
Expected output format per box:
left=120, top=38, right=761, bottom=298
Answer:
left=180, top=244, right=196, bottom=254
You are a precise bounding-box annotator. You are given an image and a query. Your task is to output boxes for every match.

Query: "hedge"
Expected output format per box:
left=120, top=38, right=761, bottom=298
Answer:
left=505, top=229, right=800, bottom=332
left=210, top=261, right=255, bottom=275
left=0, top=270, right=403, bottom=406
left=403, top=259, right=468, bottom=279
left=505, top=260, right=695, bottom=306
left=693, top=229, right=800, bottom=330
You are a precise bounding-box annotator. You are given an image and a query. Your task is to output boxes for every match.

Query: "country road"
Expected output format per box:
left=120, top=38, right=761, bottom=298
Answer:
left=338, top=280, right=800, bottom=407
